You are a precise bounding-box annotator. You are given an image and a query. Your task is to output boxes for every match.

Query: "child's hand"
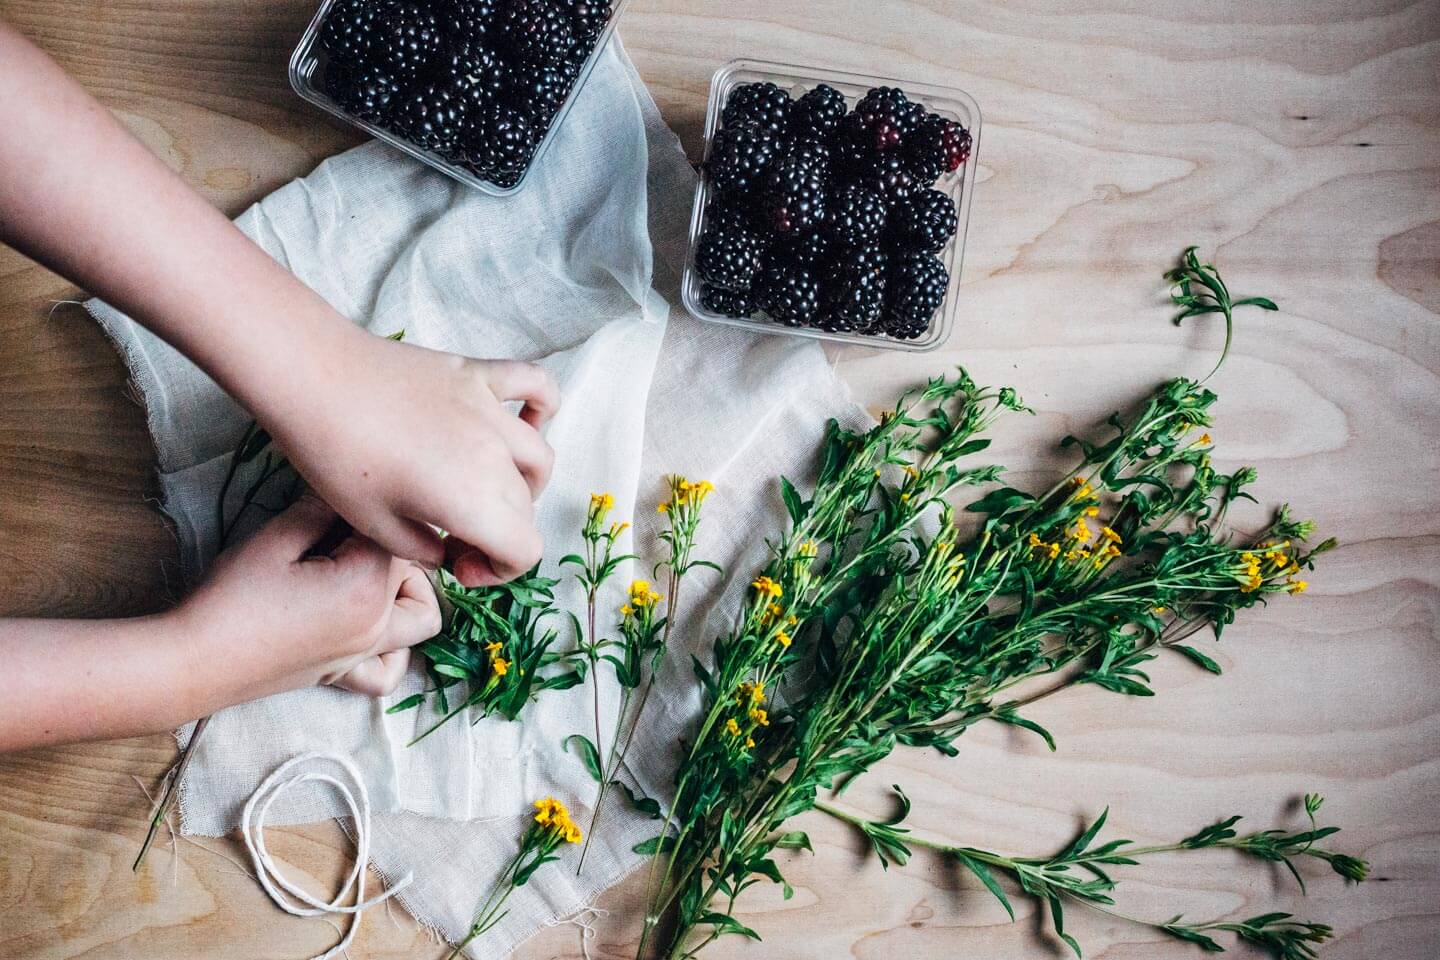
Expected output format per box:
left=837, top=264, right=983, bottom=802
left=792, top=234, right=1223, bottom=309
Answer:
left=256, top=334, right=559, bottom=590
left=180, top=495, right=443, bottom=699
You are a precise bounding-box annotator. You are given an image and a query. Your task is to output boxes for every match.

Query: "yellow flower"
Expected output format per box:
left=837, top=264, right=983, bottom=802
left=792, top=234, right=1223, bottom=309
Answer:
left=752, top=576, right=783, bottom=598
left=629, top=579, right=664, bottom=609
left=775, top=630, right=792, bottom=648
left=1288, top=580, right=1309, bottom=595
left=797, top=540, right=818, bottom=558
left=1198, top=433, right=1212, bottom=445
left=750, top=684, right=766, bottom=704
left=534, top=796, right=565, bottom=826
left=492, top=657, right=510, bottom=677
left=590, top=492, right=615, bottom=513
left=1084, top=506, right=1100, bottom=518
left=619, top=603, right=634, bottom=617
left=749, top=707, right=769, bottom=727
left=1152, top=606, right=1167, bottom=615
left=657, top=501, right=669, bottom=514
left=485, top=641, right=503, bottom=656
left=563, top=823, right=583, bottom=844
left=725, top=718, right=741, bottom=737
left=609, top=521, right=631, bottom=538
left=903, top=465, right=920, bottom=480
left=744, top=736, right=755, bottom=749
left=900, top=493, right=911, bottom=503
left=1100, top=526, right=1121, bottom=545
left=1068, top=521, right=1091, bottom=542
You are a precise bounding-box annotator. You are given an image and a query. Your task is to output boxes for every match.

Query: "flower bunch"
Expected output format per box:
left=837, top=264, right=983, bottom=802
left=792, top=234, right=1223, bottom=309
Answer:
left=574, top=478, right=717, bottom=871
left=445, top=796, right=584, bottom=959
left=388, top=567, right=584, bottom=745
left=633, top=355, right=1357, bottom=960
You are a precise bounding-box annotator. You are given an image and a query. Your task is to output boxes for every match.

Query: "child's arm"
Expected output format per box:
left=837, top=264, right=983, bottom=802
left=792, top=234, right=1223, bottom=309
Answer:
left=0, top=22, right=557, bottom=588
left=0, top=497, right=442, bottom=753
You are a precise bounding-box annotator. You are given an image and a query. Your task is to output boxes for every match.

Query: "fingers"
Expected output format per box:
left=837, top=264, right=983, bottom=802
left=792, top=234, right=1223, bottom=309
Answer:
left=379, top=561, right=443, bottom=651
left=331, top=649, right=411, bottom=697
left=255, top=493, right=341, bottom=559
left=351, top=510, right=445, bottom=570
left=485, top=359, right=560, bottom=429
left=498, top=416, right=555, bottom=498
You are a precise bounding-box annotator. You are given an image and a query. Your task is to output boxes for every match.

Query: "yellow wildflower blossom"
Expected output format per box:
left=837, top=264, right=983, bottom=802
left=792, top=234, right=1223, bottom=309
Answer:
left=775, top=630, right=793, bottom=648
left=589, top=492, right=614, bottom=513
left=1100, top=526, right=1122, bottom=545
left=485, top=641, right=503, bottom=656
left=752, top=576, right=783, bottom=598
left=797, top=540, right=818, bottom=558
left=745, top=736, right=755, bottom=749
left=492, top=657, right=510, bottom=677
left=749, top=708, right=769, bottom=727
left=725, top=718, right=741, bottom=737
left=1288, top=580, right=1309, bottom=595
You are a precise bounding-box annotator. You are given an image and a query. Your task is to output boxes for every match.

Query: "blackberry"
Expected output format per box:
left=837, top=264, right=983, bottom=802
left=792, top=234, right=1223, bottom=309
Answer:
left=443, top=0, right=499, bottom=42
left=720, top=82, right=792, bottom=134
left=567, top=0, right=612, bottom=42
left=465, top=102, right=539, bottom=178
left=884, top=254, right=948, bottom=339
left=771, top=230, right=831, bottom=267
left=830, top=113, right=877, bottom=178
left=790, top=83, right=846, bottom=140
left=375, top=2, right=443, bottom=79
left=854, top=86, right=924, bottom=143
left=705, top=121, right=778, bottom=196
left=906, top=114, right=972, bottom=184
left=700, top=284, right=757, bottom=318
left=324, top=63, right=401, bottom=123
left=760, top=139, right=831, bottom=234
left=825, top=183, right=887, bottom=249
left=438, top=41, right=504, bottom=101
left=887, top=189, right=957, bottom=253
left=504, top=60, right=575, bottom=120
left=320, top=0, right=391, bottom=65
left=694, top=223, right=766, bottom=291
left=822, top=246, right=888, bottom=332
left=703, top=196, right=759, bottom=234
left=503, top=0, right=577, bottom=66
left=391, top=80, right=469, bottom=154
left=755, top=264, right=822, bottom=327
left=856, top=151, right=916, bottom=200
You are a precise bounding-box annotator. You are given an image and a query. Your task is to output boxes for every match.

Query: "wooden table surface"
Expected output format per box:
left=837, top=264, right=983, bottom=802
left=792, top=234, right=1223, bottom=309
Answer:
left=2, top=2, right=1437, bottom=958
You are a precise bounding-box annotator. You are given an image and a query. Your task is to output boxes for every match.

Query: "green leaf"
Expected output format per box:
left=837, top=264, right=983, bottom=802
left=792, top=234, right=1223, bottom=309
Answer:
left=773, top=831, right=813, bottom=854
left=954, top=851, right=1014, bottom=920
left=563, top=734, right=603, bottom=782
left=614, top=781, right=663, bottom=819
left=384, top=693, right=425, bottom=715
left=1160, top=923, right=1224, bottom=952
left=993, top=706, right=1057, bottom=751
left=633, top=834, right=677, bottom=855
left=1171, top=644, right=1223, bottom=675
left=780, top=476, right=807, bottom=526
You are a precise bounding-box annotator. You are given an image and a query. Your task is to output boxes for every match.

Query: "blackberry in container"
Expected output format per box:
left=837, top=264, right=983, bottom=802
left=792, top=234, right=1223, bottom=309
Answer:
left=682, top=59, right=980, bottom=352
left=289, top=0, right=630, bottom=195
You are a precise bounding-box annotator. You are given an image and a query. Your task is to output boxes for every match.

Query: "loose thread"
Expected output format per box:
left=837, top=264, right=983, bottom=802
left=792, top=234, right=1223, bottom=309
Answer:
left=239, top=752, right=414, bottom=960
left=545, top=905, right=611, bottom=960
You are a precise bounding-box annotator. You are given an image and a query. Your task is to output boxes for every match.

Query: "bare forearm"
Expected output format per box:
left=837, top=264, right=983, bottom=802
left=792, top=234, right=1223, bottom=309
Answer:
left=0, top=613, right=210, bottom=751
left=0, top=22, right=358, bottom=427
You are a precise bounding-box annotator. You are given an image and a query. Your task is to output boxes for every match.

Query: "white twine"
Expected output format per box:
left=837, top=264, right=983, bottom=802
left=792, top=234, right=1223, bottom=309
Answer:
left=544, top=905, right=611, bottom=960
left=240, top=752, right=414, bottom=960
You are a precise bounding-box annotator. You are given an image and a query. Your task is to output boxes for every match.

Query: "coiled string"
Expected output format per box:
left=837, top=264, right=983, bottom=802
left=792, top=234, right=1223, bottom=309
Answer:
left=240, top=752, right=414, bottom=960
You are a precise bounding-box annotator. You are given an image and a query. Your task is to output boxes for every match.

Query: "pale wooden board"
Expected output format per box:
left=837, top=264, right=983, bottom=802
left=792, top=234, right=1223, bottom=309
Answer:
left=1, top=1, right=1437, bottom=958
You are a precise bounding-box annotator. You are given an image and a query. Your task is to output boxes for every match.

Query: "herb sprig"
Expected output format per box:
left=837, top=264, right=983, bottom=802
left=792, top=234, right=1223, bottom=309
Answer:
left=819, top=788, right=1367, bottom=959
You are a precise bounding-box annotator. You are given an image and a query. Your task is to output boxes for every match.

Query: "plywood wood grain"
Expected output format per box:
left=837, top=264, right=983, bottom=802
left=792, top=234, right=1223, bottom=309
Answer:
left=2, top=1, right=1436, bottom=958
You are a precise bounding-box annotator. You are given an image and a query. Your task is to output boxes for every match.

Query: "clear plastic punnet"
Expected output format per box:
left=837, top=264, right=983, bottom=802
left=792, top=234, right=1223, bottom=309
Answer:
left=682, top=58, right=981, bottom=352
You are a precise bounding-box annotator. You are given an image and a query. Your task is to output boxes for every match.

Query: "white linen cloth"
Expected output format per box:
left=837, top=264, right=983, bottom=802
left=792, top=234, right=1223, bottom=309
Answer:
left=89, top=39, right=863, bottom=955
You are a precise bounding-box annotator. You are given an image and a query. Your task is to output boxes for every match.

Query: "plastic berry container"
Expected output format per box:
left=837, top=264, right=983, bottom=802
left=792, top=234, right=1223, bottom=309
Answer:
left=288, top=0, right=630, bottom=196
left=681, top=59, right=981, bottom=352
